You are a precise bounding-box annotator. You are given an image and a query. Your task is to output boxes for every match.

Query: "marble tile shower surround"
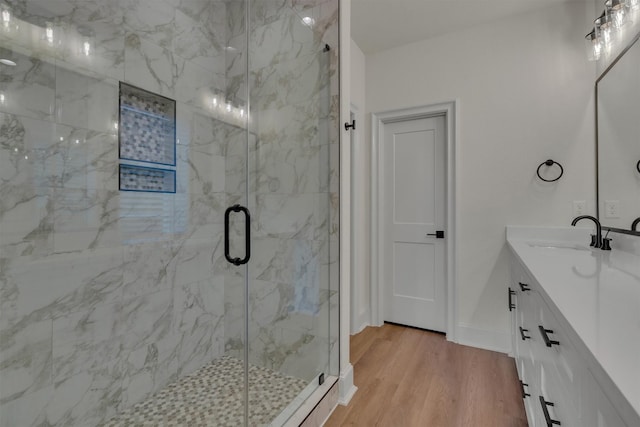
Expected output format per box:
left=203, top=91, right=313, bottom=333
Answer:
left=0, top=1, right=339, bottom=426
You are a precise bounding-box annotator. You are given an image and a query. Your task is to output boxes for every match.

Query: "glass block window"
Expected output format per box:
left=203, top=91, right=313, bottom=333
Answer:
left=119, top=82, right=176, bottom=166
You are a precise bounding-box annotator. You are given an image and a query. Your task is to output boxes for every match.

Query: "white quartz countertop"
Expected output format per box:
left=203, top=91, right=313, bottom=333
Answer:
left=506, top=226, right=640, bottom=420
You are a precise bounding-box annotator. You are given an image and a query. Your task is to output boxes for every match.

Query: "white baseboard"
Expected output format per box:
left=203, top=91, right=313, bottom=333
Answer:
left=456, top=323, right=511, bottom=354
left=350, top=320, right=369, bottom=335
left=338, top=363, right=357, bottom=405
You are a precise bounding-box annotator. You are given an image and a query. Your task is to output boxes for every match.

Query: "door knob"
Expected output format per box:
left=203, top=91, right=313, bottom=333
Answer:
left=426, top=230, right=445, bottom=239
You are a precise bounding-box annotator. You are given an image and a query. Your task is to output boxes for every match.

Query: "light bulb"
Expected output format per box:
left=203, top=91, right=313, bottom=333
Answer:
left=585, top=28, right=602, bottom=61
left=2, top=7, right=10, bottom=29
left=45, top=23, right=54, bottom=45
left=83, top=40, right=91, bottom=56
left=593, top=40, right=602, bottom=59
left=595, top=12, right=613, bottom=48
left=607, top=0, right=627, bottom=29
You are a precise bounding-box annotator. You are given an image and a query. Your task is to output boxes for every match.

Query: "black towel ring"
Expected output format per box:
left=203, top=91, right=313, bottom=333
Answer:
left=537, top=159, right=564, bottom=182
left=636, top=159, right=640, bottom=174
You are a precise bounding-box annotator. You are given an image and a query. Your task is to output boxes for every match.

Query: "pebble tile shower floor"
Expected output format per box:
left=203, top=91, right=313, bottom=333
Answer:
left=101, top=356, right=308, bottom=427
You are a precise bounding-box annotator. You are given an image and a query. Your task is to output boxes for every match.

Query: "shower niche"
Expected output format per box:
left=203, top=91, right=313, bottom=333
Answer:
left=118, top=83, right=176, bottom=193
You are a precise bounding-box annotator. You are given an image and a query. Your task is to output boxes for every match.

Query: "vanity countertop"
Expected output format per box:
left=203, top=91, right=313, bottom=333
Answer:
left=506, top=226, right=640, bottom=421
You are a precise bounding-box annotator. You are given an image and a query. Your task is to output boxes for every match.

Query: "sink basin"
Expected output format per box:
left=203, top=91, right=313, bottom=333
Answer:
left=527, top=242, right=591, bottom=251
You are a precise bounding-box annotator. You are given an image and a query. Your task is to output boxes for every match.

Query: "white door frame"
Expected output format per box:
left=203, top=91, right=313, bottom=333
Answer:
left=349, top=104, right=369, bottom=334
left=370, top=101, right=458, bottom=342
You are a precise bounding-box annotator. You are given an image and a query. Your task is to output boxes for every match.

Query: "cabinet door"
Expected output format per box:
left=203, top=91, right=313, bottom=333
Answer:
left=535, top=292, right=584, bottom=415
left=537, top=363, right=580, bottom=427
left=582, top=371, right=628, bottom=427
left=518, top=359, right=537, bottom=427
left=510, top=255, right=540, bottom=427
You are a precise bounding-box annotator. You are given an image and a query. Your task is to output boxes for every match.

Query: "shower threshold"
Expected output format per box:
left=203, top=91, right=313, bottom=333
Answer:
left=101, top=355, right=309, bottom=427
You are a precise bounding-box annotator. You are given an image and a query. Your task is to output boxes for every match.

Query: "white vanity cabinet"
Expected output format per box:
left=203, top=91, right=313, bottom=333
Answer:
left=509, top=252, right=630, bottom=427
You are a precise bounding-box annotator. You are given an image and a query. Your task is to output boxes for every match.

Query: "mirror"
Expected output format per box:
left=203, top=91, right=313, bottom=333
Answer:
left=596, top=34, right=640, bottom=234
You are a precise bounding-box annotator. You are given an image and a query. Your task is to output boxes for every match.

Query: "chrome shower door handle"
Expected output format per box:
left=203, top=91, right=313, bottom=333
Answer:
left=224, top=204, right=251, bottom=266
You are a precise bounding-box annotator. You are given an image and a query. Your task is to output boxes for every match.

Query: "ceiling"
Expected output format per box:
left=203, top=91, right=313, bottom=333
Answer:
left=351, top=0, right=576, bottom=54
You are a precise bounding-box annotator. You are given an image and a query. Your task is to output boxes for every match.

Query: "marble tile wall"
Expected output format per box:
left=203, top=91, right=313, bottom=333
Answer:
left=0, top=1, right=232, bottom=425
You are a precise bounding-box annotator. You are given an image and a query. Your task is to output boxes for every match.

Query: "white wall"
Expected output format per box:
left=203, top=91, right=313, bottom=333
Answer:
left=359, top=1, right=597, bottom=352
left=339, top=0, right=357, bottom=405
left=349, top=38, right=369, bottom=334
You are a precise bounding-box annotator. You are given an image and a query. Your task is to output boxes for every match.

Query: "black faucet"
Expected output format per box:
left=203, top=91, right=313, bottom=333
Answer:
left=632, top=217, right=640, bottom=232
left=571, top=215, right=602, bottom=248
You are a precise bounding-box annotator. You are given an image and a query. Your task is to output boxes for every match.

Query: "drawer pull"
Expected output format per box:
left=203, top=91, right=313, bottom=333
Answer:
left=519, top=327, right=531, bottom=341
left=539, top=325, right=560, bottom=347
left=539, top=396, right=561, bottom=426
left=509, top=288, right=516, bottom=311
left=519, top=282, right=531, bottom=292
left=520, top=380, right=530, bottom=398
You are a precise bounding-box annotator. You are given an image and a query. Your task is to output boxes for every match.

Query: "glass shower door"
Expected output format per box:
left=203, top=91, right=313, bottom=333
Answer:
left=240, top=1, right=337, bottom=425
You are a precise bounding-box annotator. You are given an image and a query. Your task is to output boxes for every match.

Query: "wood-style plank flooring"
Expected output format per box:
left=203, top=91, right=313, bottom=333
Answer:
left=325, top=324, right=527, bottom=427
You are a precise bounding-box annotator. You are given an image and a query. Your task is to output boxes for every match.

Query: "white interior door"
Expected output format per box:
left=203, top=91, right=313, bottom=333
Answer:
left=383, top=115, right=446, bottom=332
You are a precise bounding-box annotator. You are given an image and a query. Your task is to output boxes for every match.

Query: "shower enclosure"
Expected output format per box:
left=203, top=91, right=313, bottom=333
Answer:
left=0, top=0, right=340, bottom=425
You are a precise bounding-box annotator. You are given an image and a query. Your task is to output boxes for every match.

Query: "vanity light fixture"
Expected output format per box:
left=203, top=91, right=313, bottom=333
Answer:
left=587, top=0, right=640, bottom=61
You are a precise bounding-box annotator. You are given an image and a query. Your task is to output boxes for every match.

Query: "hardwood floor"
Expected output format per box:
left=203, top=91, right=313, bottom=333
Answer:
left=325, top=324, right=528, bottom=427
